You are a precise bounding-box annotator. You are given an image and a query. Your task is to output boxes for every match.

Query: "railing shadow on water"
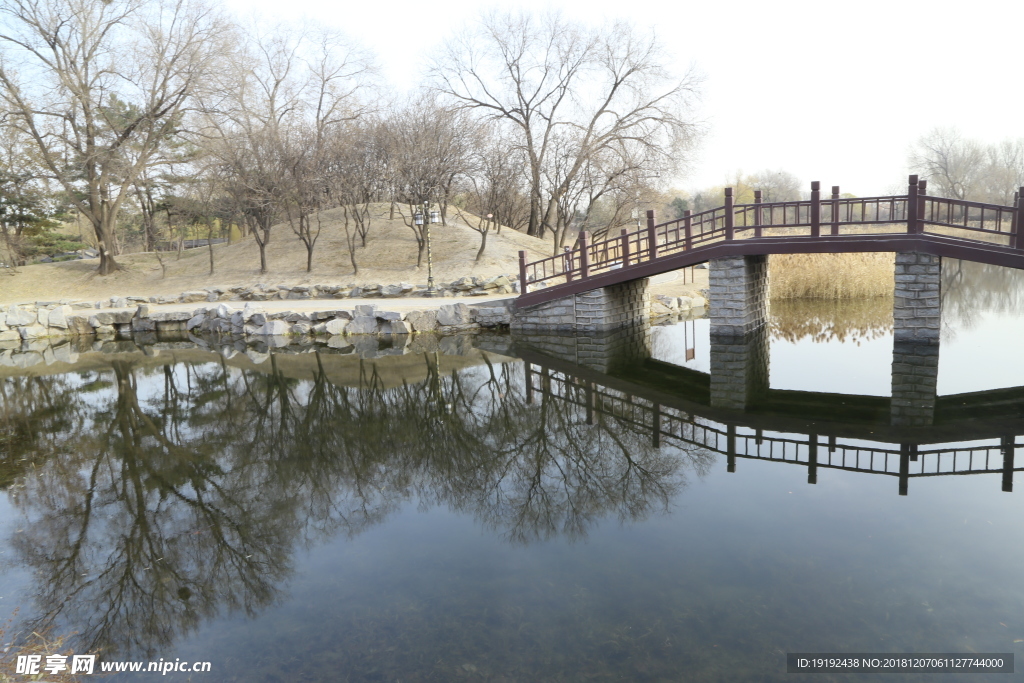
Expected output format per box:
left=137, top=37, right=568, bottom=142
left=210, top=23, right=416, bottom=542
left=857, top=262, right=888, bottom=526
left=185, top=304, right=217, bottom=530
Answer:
left=508, top=323, right=1024, bottom=497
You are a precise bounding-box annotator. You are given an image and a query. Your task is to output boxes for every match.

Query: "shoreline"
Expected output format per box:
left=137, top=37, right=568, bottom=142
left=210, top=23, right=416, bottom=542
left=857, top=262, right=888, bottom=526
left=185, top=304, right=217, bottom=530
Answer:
left=0, top=308, right=708, bottom=373
left=1, top=291, right=708, bottom=344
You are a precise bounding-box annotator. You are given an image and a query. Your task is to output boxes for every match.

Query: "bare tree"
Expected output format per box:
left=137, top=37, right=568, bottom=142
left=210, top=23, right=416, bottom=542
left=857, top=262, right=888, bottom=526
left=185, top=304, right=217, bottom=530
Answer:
left=0, top=0, right=225, bottom=274
left=452, top=127, right=528, bottom=260
left=281, top=27, right=374, bottom=272
left=381, top=97, right=477, bottom=266
left=431, top=12, right=701, bottom=239
left=981, top=139, right=1024, bottom=205
left=747, top=169, right=802, bottom=202
left=202, top=21, right=372, bottom=274
left=324, top=120, right=385, bottom=274
left=909, top=127, right=987, bottom=200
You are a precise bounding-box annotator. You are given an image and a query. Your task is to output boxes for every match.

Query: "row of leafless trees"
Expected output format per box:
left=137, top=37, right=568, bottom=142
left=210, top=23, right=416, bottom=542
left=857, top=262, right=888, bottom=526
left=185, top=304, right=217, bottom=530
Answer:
left=909, top=127, right=1024, bottom=204
left=0, top=0, right=701, bottom=275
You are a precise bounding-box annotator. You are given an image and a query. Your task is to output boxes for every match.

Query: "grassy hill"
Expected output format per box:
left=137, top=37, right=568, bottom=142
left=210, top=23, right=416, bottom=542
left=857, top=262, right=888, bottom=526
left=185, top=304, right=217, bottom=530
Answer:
left=0, top=205, right=553, bottom=305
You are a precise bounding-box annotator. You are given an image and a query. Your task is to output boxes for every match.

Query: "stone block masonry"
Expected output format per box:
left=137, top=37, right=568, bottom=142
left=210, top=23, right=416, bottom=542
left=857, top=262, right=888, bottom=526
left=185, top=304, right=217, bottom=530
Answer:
left=513, top=324, right=652, bottom=374
left=709, top=324, right=770, bottom=411
left=709, top=255, right=769, bottom=336
left=890, top=342, right=939, bottom=426
left=511, top=279, right=650, bottom=333
left=893, top=252, right=940, bottom=343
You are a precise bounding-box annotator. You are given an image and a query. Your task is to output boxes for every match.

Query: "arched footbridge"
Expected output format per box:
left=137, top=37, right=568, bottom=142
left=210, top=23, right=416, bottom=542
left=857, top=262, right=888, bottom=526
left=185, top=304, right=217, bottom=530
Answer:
left=515, top=175, right=1024, bottom=317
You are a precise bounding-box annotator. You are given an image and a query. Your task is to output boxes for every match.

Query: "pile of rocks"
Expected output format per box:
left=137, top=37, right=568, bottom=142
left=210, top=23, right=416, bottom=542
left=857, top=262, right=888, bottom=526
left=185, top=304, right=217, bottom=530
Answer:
left=103, top=274, right=519, bottom=306
left=1, top=300, right=514, bottom=342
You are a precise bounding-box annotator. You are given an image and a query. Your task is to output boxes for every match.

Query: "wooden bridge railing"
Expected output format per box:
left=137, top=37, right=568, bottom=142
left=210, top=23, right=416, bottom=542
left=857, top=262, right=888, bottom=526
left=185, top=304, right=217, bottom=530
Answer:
left=518, top=175, right=1024, bottom=295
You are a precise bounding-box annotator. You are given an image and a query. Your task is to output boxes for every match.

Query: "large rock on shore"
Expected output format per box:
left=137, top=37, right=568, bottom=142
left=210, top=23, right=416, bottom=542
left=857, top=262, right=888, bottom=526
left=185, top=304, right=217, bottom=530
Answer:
left=437, top=303, right=473, bottom=326
left=346, top=316, right=378, bottom=335
left=257, top=320, right=290, bottom=336
left=324, top=319, right=349, bottom=336
left=6, top=305, right=36, bottom=327
left=20, top=325, right=49, bottom=339
left=66, top=315, right=95, bottom=335
left=90, top=310, right=134, bottom=326
left=148, top=310, right=193, bottom=322
left=405, top=310, right=438, bottom=332
left=48, top=305, right=73, bottom=329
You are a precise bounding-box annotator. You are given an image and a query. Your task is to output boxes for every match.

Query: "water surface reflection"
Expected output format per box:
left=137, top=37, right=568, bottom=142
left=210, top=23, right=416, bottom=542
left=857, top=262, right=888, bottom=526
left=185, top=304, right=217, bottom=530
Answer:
left=1, top=342, right=712, bottom=670
left=1, top=260, right=1023, bottom=680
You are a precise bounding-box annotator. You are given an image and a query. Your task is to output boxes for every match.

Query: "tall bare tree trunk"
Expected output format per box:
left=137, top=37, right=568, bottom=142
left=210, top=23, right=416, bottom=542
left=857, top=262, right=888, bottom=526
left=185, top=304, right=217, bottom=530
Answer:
left=96, top=217, right=120, bottom=275
left=475, top=229, right=488, bottom=261
left=207, top=220, right=216, bottom=276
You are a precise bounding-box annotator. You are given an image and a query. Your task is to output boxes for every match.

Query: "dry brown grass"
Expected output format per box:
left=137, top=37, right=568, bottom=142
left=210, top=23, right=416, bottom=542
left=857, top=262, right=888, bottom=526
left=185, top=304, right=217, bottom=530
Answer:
left=0, top=613, right=96, bottom=682
left=770, top=252, right=894, bottom=299
left=0, top=204, right=551, bottom=306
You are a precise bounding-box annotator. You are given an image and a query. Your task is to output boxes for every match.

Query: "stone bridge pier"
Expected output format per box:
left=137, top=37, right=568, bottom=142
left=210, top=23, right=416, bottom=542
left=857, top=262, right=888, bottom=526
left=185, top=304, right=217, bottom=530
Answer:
left=890, top=252, right=941, bottom=426
left=511, top=279, right=650, bottom=334
left=706, top=251, right=942, bottom=421
left=708, top=255, right=770, bottom=338
left=707, top=255, right=770, bottom=411
left=709, top=324, right=770, bottom=411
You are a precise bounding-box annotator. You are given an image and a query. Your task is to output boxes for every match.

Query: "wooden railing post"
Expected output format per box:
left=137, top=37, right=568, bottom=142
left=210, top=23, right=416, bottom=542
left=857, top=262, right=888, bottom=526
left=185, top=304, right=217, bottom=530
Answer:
left=907, top=174, right=919, bottom=234
left=621, top=228, right=631, bottom=267
left=918, top=179, right=927, bottom=233
left=563, top=246, right=573, bottom=282
left=1015, top=188, right=1024, bottom=250
left=646, top=209, right=658, bottom=259
left=831, top=185, right=840, bottom=235
left=724, top=187, right=734, bottom=240
left=810, top=181, right=821, bottom=237
left=684, top=210, right=692, bottom=250
left=579, top=231, right=591, bottom=278
left=753, top=190, right=762, bottom=238
left=518, top=250, right=528, bottom=294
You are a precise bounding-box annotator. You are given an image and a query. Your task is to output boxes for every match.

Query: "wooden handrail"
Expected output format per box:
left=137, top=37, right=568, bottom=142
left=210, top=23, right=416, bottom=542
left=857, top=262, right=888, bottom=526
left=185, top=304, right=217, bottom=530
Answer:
left=517, top=176, right=1024, bottom=296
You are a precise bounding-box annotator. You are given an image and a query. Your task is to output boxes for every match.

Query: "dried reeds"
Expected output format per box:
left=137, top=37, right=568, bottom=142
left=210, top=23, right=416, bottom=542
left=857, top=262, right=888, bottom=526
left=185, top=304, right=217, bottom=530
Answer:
left=769, top=252, right=895, bottom=299
left=770, top=298, right=893, bottom=344
left=0, top=615, right=95, bottom=683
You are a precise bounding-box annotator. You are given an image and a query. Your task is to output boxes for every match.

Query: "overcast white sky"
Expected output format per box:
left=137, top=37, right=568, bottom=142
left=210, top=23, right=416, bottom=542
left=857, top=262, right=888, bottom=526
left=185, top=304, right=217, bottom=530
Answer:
left=224, top=0, right=1022, bottom=197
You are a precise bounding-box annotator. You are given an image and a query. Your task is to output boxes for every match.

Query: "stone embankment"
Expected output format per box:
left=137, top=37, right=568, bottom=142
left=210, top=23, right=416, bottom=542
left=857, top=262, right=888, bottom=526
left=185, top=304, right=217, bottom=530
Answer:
left=1, top=279, right=707, bottom=344
left=99, top=274, right=518, bottom=307
left=0, top=299, right=515, bottom=343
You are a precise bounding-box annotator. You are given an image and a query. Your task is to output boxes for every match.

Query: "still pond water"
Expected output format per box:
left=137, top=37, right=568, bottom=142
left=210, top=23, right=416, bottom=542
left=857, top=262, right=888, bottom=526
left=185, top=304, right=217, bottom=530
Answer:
left=1, top=260, right=1024, bottom=682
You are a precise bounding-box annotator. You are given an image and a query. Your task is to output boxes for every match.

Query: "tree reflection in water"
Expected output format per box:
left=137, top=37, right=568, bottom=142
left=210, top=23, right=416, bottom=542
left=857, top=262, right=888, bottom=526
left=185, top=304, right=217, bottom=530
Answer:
left=0, top=346, right=711, bottom=658
left=770, top=297, right=892, bottom=345
left=941, top=258, right=1024, bottom=335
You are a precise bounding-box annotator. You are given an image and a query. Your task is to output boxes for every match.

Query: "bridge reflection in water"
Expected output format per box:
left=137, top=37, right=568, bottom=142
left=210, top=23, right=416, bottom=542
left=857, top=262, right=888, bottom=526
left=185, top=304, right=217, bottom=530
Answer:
left=512, top=323, right=1023, bottom=497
